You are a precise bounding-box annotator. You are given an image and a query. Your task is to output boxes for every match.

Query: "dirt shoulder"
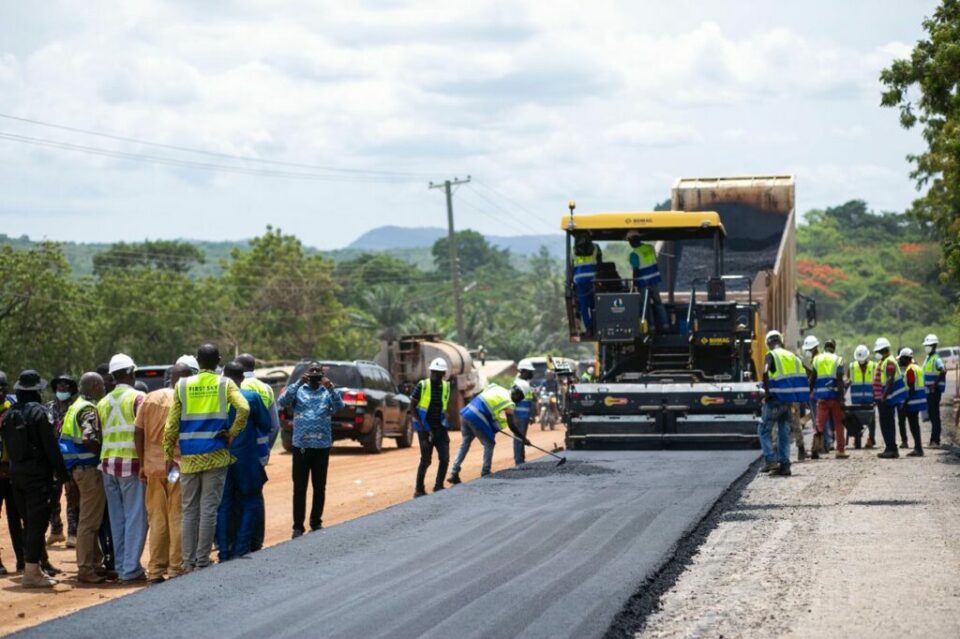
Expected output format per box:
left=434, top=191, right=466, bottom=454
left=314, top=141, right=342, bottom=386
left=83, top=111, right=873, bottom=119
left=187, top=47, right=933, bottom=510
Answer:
left=638, top=417, right=960, bottom=639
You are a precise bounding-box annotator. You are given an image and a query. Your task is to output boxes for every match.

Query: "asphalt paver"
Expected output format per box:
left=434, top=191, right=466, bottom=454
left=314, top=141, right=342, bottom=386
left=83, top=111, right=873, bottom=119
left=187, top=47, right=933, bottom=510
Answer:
left=16, top=450, right=757, bottom=639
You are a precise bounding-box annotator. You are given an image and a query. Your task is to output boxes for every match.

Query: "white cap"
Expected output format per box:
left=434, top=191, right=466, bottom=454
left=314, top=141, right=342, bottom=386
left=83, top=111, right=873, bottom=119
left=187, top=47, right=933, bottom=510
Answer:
left=923, top=334, right=939, bottom=347
left=108, top=353, right=137, bottom=374
left=802, top=335, right=820, bottom=351
left=854, top=345, right=869, bottom=363
left=765, top=330, right=783, bottom=344
left=518, top=361, right=536, bottom=372
left=428, top=357, right=448, bottom=373
left=898, top=347, right=913, bottom=359
left=176, top=354, right=199, bottom=372
left=874, top=337, right=892, bottom=353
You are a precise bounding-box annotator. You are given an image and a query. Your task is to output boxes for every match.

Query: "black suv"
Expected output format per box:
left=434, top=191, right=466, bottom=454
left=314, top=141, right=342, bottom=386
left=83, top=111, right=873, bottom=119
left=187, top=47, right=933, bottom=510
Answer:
left=279, top=360, right=413, bottom=454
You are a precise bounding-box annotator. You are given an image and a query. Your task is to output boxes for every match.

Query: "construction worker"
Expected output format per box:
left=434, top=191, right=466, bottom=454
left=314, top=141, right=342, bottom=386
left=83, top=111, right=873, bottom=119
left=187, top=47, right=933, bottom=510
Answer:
left=447, top=384, right=529, bottom=483
left=409, top=358, right=451, bottom=497
left=164, top=344, right=249, bottom=569
left=921, top=334, right=947, bottom=447
left=0, top=371, right=24, bottom=576
left=626, top=230, right=668, bottom=328
left=59, top=372, right=110, bottom=584
left=873, top=337, right=907, bottom=458
left=176, top=354, right=200, bottom=375
left=580, top=366, right=595, bottom=383
left=97, top=353, right=148, bottom=583
left=512, top=361, right=537, bottom=465
left=848, top=344, right=877, bottom=448
left=571, top=233, right=602, bottom=335
left=809, top=337, right=847, bottom=459
left=761, top=330, right=806, bottom=476
left=45, top=373, right=79, bottom=548
left=217, top=362, right=272, bottom=561
left=1, top=370, right=69, bottom=587
left=898, top=348, right=925, bottom=457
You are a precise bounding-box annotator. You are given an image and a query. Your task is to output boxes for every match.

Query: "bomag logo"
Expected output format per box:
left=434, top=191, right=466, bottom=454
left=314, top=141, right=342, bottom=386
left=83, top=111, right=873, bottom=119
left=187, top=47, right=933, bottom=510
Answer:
left=700, top=396, right=726, bottom=406
left=699, top=336, right=731, bottom=346
left=604, top=397, right=629, bottom=407
left=625, top=217, right=654, bottom=225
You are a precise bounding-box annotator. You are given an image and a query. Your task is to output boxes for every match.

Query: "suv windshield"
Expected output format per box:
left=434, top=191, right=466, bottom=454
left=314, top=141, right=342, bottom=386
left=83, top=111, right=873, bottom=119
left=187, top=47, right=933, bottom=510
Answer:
left=290, top=362, right=363, bottom=388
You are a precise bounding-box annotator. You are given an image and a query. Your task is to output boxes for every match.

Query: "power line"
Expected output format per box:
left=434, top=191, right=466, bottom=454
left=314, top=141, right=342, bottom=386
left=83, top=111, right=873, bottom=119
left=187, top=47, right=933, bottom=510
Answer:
left=472, top=179, right=557, bottom=226
left=460, top=185, right=545, bottom=234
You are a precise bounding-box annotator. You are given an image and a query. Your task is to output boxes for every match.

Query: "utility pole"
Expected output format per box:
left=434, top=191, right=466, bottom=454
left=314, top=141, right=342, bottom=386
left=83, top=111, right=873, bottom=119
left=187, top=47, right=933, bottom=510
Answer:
left=429, top=176, right=470, bottom=343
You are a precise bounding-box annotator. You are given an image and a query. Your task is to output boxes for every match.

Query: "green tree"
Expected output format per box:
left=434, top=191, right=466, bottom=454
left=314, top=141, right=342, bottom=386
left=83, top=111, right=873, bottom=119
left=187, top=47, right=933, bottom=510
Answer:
left=880, top=0, right=960, bottom=277
left=93, top=240, right=205, bottom=276
left=432, top=230, right=511, bottom=276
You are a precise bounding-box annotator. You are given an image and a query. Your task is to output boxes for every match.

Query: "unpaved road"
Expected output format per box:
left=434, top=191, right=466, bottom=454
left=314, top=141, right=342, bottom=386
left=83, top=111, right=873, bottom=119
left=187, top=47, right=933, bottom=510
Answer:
left=638, top=420, right=960, bottom=639
left=14, top=450, right=758, bottom=639
left=0, top=427, right=566, bottom=636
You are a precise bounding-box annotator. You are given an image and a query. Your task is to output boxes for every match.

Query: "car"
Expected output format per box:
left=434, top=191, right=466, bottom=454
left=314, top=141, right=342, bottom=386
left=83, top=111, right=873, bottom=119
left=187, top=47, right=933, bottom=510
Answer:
left=278, top=360, right=413, bottom=454
left=937, top=346, right=960, bottom=370
left=134, top=365, right=172, bottom=392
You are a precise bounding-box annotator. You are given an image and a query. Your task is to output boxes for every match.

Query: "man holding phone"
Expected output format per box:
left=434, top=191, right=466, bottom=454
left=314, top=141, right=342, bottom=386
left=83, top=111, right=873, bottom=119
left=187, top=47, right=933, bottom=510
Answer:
left=277, top=362, right=343, bottom=538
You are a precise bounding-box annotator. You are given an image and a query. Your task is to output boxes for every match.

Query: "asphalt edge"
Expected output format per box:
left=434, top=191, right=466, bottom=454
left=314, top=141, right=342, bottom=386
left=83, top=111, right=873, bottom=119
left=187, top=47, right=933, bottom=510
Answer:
left=603, top=455, right=762, bottom=638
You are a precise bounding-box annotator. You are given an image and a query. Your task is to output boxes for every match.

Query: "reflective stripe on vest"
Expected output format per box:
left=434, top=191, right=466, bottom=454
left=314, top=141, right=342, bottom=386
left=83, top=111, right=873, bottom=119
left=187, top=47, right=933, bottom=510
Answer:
left=922, top=355, right=947, bottom=394
left=178, top=372, right=229, bottom=456
left=632, top=244, right=661, bottom=287
left=905, top=363, right=927, bottom=414
left=60, top=397, right=98, bottom=469
left=848, top=361, right=876, bottom=405
left=415, top=379, right=450, bottom=431
left=812, top=352, right=842, bottom=400
left=460, top=385, right=515, bottom=440
left=97, top=387, right=142, bottom=461
left=878, top=356, right=907, bottom=406
left=241, top=377, right=275, bottom=408
left=572, top=246, right=599, bottom=283
left=767, top=348, right=808, bottom=402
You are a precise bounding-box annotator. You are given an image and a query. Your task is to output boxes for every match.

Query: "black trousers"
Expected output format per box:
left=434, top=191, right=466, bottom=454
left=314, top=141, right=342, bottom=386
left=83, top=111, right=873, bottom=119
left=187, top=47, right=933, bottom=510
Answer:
left=11, top=475, right=53, bottom=564
left=897, top=405, right=909, bottom=444
left=0, top=476, right=24, bottom=567
left=99, top=507, right=114, bottom=571
left=906, top=411, right=923, bottom=452
left=878, top=404, right=898, bottom=453
left=416, top=429, right=450, bottom=492
left=928, top=392, right=942, bottom=444
left=292, top=447, right=330, bottom=532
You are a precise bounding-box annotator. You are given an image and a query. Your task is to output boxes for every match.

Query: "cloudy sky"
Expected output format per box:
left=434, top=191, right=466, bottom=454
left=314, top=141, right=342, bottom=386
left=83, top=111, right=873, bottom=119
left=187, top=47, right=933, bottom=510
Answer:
left=0, top=0, right=938, bottom=248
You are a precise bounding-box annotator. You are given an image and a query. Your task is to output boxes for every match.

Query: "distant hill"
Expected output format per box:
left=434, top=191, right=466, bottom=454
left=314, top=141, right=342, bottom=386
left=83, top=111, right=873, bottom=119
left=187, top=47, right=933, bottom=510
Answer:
left=347, top=225, right=563, bottom=257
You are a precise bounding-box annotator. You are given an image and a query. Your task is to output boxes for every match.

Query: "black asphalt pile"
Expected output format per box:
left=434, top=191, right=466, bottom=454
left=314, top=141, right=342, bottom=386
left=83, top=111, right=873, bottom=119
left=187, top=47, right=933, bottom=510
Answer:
left=493, top=460, right=617, bottom=480
left=18, top=451, right=757, bottom=639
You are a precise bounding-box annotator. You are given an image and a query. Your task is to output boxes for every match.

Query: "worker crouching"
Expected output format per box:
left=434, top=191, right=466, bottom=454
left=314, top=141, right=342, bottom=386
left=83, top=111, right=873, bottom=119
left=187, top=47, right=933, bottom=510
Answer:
left=448, top=384, right=529, bottom=484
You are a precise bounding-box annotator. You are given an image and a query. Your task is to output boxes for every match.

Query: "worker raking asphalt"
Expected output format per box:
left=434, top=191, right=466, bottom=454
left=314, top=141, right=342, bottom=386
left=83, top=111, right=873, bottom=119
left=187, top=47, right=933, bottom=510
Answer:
left=16, top=450, right=757, bottom=639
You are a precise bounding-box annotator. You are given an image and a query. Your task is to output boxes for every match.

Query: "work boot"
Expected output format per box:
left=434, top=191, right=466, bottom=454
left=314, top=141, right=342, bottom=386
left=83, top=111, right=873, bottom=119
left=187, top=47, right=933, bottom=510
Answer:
left=432, top=485, right=445, bottom=493
left=413, top=490, right=427, bottom=498
left=66, top=535, right=77, bottom=549
left=45, top=531, right=65, bottom=546
left=900, top=440, right=910, bottom=449
left=760, top=461, right=779, bottom=473
left=834, top=451, right=850, bottom=459
left=865, top=437, right=876, bottom=449
left=877, top=450, right=900, bottom=459
left=797, top=445, right=808, bottom=461
left=21, top=563, right=57, bottom=588
left=811, top=434, right=822, bottom=460
left=777, top=463, right=792, bottom=476
left=447, top=473, right=462, bottom=485
left=906, top=449, right=924, bottom=457
left=41, top=561, right=60, bottom=576
left=78, top=572, right=106, bottom=585
left=96, top=569, right=119, bottom=581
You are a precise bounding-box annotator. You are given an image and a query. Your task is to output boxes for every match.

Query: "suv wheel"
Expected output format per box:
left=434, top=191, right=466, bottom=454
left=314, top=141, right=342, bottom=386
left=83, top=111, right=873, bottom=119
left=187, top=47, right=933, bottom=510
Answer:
left=363, top=415, right=384, bottom=454
left=396, top=413, right=414, bottom=449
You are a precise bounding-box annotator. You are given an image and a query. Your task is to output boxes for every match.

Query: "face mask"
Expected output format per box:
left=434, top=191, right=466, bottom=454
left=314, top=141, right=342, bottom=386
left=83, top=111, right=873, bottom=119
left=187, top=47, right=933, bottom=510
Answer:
left=926, top=345, right=935, bottom=354
left=56, top=391, right=72, bottom=401
left=875, top=352, right=883, bottom=361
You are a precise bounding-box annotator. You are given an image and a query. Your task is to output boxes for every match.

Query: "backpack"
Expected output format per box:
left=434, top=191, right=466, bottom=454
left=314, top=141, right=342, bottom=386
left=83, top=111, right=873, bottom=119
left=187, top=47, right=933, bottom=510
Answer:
left=0, top=403, right=44, bottom=464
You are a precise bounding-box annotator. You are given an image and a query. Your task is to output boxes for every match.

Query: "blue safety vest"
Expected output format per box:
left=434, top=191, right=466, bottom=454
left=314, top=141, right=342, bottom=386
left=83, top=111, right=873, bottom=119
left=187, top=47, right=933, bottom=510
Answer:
left=512, top=379, right=534, bottom=425
left=812, top=352, right=842, bottom=401
left=59, top=397, right=99, bottom=470
left=572, top=245, right=599, bottom=289
left=242, top=376, right=276, bottom=465
left=177, top=372, right=230, bottom=457
left=877, top=356, right=907, bottom=406
left=767, top=348, right=808, bottom=402
left=905, top=363, right=927, bottom=414
left=460, top=385, right=514, bottom=440
left=848, top=361, right=876, bottom=405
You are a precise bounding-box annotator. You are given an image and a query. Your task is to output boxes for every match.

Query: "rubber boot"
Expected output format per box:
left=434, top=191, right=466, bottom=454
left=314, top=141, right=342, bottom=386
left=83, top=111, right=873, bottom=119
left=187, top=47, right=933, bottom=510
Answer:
left=22, top=563, right=57, bottom=588
left=811, top=434, right=822, bottom=460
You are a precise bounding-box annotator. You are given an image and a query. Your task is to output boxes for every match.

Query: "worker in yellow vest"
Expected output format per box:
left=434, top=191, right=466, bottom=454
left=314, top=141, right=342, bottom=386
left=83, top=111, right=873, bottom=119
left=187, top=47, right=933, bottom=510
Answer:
left=847, top=344, right=877, bottom=448
left=409, top=358, right=451, bottom=497
left=448, top=384, right=528, bottom=483
left=921, top=334, right=947, bottom=447
left=96, top=353, right=148, bottom=583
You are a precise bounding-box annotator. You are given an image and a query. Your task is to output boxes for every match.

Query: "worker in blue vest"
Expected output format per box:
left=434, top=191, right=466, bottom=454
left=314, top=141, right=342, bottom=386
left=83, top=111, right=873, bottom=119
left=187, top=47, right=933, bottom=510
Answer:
left=409, top=358, right=451, bottom=498
left=761, top=330, right=807, bottom=476
left=626, top=231, right=668, bottom=329
left=874, top=337, right=907, bottom=458
left=898, top=348, right=925, bottom=457
left=921, top=334, right=947, bottom=447
left=847, top=344, right=877, bottom=449
left=448, top=384, right=529, bottom=483
left=571, top=233, right=602, bottom=335
left=511, top=361, right=537, bottom=465
left=217, top=362, right=272, bottom=561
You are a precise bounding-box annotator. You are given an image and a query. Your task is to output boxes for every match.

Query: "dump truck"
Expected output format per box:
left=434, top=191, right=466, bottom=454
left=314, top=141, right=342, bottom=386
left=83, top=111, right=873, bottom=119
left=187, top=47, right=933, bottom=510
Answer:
left=563, top=175, right=815, bottom=448
left=375, top=333, right=480, bottom=428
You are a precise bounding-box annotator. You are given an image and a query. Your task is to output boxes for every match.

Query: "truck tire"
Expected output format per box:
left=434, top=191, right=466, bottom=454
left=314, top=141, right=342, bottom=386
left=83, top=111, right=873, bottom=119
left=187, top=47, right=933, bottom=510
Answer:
left=363, top=415, right=384, bottom=454
left=396, top=413, right=414, bottom=449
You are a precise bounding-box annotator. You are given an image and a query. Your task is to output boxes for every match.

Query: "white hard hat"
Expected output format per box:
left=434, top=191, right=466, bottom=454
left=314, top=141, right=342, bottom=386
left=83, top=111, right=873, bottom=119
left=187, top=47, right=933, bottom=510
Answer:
left=923, top=334, right=939, bottom=347
left=765, top=330, right=783, bottom=344
left=587, top=366, right=595, bottom=374
left=874, top=337, right=892, bottom=353
left=512, top=379, right=531, bottom=396
left=802, top=335, right=820, bottom=351
left=626, top=230, right=642, bottom=240
left=108, top=353, right=137, bottom=374
left=518, top=361, right=536, bottom=372
left=176, top=354, right=199, bottom=372
left=898, top=347, right=913, bottom=359
left=428, top=357, right=448, bottom=373
left=854, top=345, right=869, bottom=364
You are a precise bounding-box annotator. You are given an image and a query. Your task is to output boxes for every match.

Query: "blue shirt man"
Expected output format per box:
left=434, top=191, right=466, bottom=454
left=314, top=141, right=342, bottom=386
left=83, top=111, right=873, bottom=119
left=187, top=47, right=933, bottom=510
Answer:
left=277, top=362, right=344, bottom=537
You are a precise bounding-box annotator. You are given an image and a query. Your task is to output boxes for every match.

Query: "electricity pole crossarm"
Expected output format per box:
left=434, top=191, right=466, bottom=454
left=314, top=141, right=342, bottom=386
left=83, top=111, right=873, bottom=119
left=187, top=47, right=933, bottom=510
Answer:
left=429, top=176, right=471, bottom=343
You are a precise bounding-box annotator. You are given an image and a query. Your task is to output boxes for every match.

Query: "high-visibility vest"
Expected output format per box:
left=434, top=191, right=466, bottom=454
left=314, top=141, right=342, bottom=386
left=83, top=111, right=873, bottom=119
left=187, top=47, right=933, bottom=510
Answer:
left=877, top=356, right=907, bottom=406
left=97, top=386, right=144, bottom=461
left=922, top=354, right=946, bottom=394
left=905, top=363, right=927, bottom=414
left=766, top=348, right=808, bottom=402
left=848, top=361, right=876, bottom=405
left=414, top=379, right=450, bottom=432
left=631, top=243, right=661, bottom=287
left=242, top=377, right=275, bottom=463
left=0, top=398, right=11, bottom=463
left=177, top=371, right=229, bottom=457
left=59, top=397, right=98, bottom=470
left=572, top=245, right=599, bottom=287
left=512, top=378, right=535, bottom=424
left=812, top=352, right=843, bottom=400
left=460, top=385, right=515, bottom=440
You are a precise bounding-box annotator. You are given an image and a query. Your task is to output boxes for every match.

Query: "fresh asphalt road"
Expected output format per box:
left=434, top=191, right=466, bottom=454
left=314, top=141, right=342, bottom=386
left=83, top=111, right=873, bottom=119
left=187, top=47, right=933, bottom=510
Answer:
left=17, top=450, right=758, bottom=639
